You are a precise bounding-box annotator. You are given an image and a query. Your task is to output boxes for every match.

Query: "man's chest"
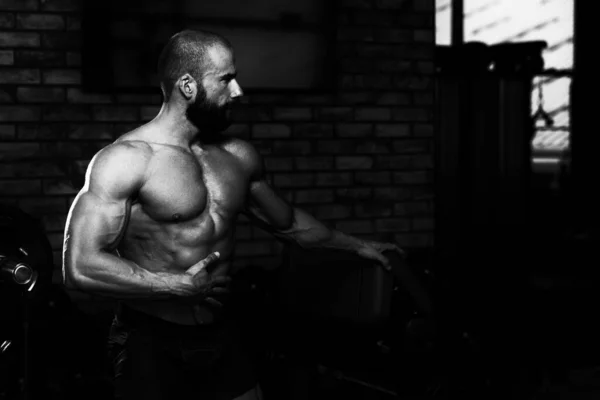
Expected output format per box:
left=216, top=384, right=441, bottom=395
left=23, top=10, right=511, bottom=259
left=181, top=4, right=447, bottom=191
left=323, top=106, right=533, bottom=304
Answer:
left=137, top=147, right=250, bottom=222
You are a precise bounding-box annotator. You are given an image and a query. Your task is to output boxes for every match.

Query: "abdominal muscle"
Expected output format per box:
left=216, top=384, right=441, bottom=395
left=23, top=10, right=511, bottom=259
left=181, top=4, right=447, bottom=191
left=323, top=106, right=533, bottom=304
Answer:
left=119, top=229, right=237, bottom=326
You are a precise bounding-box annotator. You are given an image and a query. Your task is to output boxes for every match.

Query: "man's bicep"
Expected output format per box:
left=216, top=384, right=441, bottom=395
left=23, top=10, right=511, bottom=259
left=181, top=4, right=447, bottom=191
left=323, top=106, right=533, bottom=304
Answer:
left=245, top=178, right=294, bottom=232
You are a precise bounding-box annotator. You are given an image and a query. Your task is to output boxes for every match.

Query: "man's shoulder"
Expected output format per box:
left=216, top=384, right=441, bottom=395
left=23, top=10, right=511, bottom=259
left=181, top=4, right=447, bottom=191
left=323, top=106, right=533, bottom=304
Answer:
left=222, top=137, right=263, bottom=175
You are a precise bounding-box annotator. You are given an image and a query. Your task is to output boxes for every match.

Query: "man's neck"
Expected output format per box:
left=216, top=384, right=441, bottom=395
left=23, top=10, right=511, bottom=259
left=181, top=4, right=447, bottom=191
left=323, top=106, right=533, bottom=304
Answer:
left=152, top=102, right=200, bottom=147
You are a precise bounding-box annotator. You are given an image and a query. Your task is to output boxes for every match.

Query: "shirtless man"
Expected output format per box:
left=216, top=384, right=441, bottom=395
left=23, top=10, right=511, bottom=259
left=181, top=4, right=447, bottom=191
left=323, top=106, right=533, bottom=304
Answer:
left=62, top=30, right=402, bottom=400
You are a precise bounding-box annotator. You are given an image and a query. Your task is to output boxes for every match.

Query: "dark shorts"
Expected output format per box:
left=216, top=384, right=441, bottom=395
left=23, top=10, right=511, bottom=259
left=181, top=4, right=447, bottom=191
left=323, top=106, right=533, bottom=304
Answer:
left=107, top=303, right=258, bottom=400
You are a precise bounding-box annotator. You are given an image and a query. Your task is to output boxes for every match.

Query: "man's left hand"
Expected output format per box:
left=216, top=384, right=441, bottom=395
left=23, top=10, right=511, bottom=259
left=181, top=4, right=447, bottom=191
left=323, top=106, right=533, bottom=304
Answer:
left=356, top=240, right=405, bottom=271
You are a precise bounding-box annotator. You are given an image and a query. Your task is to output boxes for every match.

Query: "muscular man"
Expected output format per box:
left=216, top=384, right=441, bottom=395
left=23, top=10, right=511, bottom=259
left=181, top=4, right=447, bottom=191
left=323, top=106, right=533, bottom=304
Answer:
left=62, top=29, right=402, bottom=400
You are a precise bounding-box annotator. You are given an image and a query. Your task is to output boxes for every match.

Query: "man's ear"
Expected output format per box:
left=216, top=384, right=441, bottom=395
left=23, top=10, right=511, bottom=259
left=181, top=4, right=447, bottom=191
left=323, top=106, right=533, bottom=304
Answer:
left=178, top=74, right=197, bottom=101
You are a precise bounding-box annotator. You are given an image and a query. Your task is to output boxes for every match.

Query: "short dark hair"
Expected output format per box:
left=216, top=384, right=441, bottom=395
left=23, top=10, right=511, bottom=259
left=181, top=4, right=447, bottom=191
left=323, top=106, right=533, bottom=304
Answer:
left=156, top=29, right=232, bottom=101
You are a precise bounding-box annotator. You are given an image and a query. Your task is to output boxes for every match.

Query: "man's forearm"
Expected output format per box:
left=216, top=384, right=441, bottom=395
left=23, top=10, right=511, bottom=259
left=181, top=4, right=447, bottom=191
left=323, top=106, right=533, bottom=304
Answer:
left=284, top=207, right=365, bottom=254
left=63, top=251, right=183, bottom=299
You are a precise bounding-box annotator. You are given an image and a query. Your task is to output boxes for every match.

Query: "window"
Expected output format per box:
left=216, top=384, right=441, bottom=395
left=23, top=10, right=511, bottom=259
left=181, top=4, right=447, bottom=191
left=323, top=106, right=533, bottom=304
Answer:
left=436, top=0, right=574, bottom=165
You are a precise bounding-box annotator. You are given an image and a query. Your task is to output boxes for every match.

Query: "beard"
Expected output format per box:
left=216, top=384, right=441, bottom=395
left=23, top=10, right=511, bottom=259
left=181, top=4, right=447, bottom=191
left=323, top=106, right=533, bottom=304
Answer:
left=185, top=87, right=232, bottom=136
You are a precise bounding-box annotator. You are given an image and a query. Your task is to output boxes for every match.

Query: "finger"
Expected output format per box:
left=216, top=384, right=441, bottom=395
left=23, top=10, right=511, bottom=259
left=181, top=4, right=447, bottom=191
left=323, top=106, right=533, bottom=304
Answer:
left=186, top=252, right=220, bottom=275
left=394, top=245, right=406, bottom=259
left=210, top=286, right=230, bottom=295
left=204, top=297, right=224, bottom=308
left=210, top=275, right=232, bottom=286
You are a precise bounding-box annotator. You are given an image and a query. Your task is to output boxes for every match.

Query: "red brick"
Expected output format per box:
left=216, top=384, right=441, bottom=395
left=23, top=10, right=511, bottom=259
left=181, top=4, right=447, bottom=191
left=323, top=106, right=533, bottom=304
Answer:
left=409, top=185, right=434, bottom=200
left=393, top=139, right=431, bottom=153
left=15, top=50, right=63, bottom=66
left=356, top=44, right=403, bottom=58
left=1, top=161, right=66, bottom=178
left=336, top=123, right=372, bottom=137
left=65, top=51, right=80, bottom=66
left=93, top=106, right=138, bottom=122
left=413, top=123, right=433, bottom=138
left=272, top=140, right=311, bottom=155
left=41, top=32, right=81, bottom=50
left=252, top=124, right=291, bottom=138
left=46, top=232, right=63, bottom=250
left=314, top=204, right=353, bottom=220
left=72, top=160, right=89, bottom=176
left=17, top=87, right=65, bottom=103
left=67, top=88, right=112, bottom=104
left=0, top=105, right=40, bottom=122
left=0, top=87, right=13, bottom=102
left=0, top=68, right=39, bottom=83
left=292, top=94, right=335, bottom=105
left=66, top=16, right=80, bottom=31
left=43, top=105, right=91, bottom=121
left=43, top=178, right=79, bottom=195
left=234, top=225, right=252, bottom=240
left=244, top=93, right=287, bottom=104
left=264, top=157, right=293, bottom=171
left=43, top=69, right=80, bottom=84
left=335, top=220, right=373, bottom=234
left=0, top=13, right=15, bottom=28
left=355, top=140, right=391, bottom=154
left=41, top=141, right=107, bottom=159
left=413, top=92, right=433, bottom=106
left=19, top=196, right=67, bottom=217
left=273, top=173, right=314, bottom=188
left=336, top=155, right=373, bottom=170
left=336, top=91, right=377, bottom=105
left=336, top=187, right=372, bottom=202
left=415, top=61, right=434, bottom=74
left=231, top=106, right=271, bottom=121
left=0, top=179, right=41, bottom=195
left=393, top=233, right=433, bottom=248
left=375, top=123, right=410, bottom=137
left=412, top=217, right=434, bottom=231
left=0, top=124, right=15, bottom=139
left=315, top=172, right=353, bottom=187
left=376, top=92, right=411, bottom=105
left=273, top=107, right=312, bottom=121
left=393, top=201, right=432, bottom=216
left=373, top=28, right=413, bottom=43
left=41, top=213, right=67, bottom=232
left=18, top=123, right=67, bottom=140
left=354, top=202, right=393, bottom=218
left=16, top=13, right=64, bottom=30
left=373, top=187, right=412, bottom=201
left=374, top=155, right=412, bottom=169
left=317, top=140, right=356, bottom=154
left=355, top=171, right=391, bottom=185
left=0, top=0, right=38, bottom=10
left=116, top=93, right=162, bottom=104
left=0, top=32, right=40, bottom=47
left=393, top=170, right=431, bottom=184
left=316, top=107, right=354, bottom=121
left=392, top=107, right=431, bottom=122
left=67, top=124, right=113, bottom=140
left=375, top=60, right=412, bottom=75
left=375, top=217, right=410, bottom=232
left=410, top=154, right=433, bottom=169
left=295, top=189, right=334, bottom=204
left=295, top=156, right=333, bottom=170
left=0, top=49, right=13, bottom=65
left=393, top=76, right=432, bottom=90
left=140, top=106, right=160, bottom=121
left=339, top=74, right=358, bottom=90
left=292, top=123, right=333, bottom=138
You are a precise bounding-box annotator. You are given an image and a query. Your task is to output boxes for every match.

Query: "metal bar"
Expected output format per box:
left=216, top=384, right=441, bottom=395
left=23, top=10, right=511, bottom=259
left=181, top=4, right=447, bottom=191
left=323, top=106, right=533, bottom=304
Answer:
left=451, top=0, right=464, bottom=45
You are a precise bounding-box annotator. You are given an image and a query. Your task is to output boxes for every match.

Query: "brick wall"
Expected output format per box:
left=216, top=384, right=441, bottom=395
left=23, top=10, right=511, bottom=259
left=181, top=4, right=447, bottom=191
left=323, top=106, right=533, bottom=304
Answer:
left=0, top=0, right=435, bottom=283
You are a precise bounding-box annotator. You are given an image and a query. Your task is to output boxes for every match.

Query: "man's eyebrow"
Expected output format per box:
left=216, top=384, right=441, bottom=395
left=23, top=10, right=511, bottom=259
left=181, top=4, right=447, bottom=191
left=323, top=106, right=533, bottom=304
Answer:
left=220, top=72, right=237, bottom=80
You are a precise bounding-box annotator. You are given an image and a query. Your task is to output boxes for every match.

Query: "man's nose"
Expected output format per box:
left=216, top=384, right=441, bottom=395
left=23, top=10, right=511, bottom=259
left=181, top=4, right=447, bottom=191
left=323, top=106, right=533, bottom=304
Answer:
left=229, top=79, right=243, bottom=99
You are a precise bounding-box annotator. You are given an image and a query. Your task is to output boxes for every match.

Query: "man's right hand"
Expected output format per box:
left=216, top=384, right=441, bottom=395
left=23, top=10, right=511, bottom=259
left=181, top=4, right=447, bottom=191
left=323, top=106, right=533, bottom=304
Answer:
left=179, top=251, right=231, bottom=308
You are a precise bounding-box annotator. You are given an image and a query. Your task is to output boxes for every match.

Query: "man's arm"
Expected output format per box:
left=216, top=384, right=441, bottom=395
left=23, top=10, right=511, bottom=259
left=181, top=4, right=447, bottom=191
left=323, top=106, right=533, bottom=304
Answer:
left=62, top=142, right=188, bottom=298
left=237, top=141, right=373, bottom=256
